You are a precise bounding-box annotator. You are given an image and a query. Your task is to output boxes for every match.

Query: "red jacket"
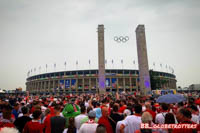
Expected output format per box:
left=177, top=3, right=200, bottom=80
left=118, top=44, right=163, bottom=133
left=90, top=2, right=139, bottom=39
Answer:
left=0, top=122, right=15, bottom=130
left=172, top=120, right=197, bottom=133
left=98, top=116, right=113, bottom=133
left=23, top=121, right=44, bottom=133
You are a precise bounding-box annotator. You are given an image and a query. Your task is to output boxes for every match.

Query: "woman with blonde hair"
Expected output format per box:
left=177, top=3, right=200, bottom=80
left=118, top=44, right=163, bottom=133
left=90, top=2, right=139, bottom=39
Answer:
left=135, top=112, right=158, bottom=133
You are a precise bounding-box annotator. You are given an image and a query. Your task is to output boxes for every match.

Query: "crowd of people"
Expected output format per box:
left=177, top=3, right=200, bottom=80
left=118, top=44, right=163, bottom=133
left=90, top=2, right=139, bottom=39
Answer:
left=0, top=91, right=200, bottom=133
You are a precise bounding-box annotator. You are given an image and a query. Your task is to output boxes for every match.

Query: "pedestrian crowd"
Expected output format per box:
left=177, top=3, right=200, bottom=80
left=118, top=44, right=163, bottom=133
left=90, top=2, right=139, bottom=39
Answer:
left=0, top=92, right=200, bottom=133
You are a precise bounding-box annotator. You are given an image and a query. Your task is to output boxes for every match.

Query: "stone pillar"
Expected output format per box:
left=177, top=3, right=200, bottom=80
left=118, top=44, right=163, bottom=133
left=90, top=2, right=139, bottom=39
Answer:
left=53, top=80, right=55, bottom=92
left=97, top=25, right=106, bottom=94
left=83, top=78, right=85, bottom=92
left=123, top=78, right=125, bottom=91
left=135, top=25, right=151, bottom=95
left=89, top=78, right=91, bottom=91
left=116, top=78, right=119, bottom=92
left=48, top=80, right=50, bottom=92
left=130, top=77, right=132, bottom=91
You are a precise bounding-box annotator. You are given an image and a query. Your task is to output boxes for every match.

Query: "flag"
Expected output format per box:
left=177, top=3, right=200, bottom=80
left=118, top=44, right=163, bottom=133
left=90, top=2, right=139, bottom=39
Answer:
left=89, top=60, right=91, bottom=65
left=121, top=59, right=123, bottom=64
left=133, top=60, right=135, bottom=64
left=112, top=59, right=114, bottom=64
left=166, top=64, right=168, bottom=69
left=160, top=63, right=162, bottom=67
left=46, top=64, right=48, bottom=68
left=76, top=61, right=78, bottom=65
left=54, top=63, right=56, bottom=68
left=64, top=61, right=66, bottom=66
left=105, top=59, right=107, bottom=64
left=153, top=62, right=155, bottom=66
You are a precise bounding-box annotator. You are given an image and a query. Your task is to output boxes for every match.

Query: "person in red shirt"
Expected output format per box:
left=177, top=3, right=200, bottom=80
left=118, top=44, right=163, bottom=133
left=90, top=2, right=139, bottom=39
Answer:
left=118, top=100, right=127, bottom=113
left=0, top=104, right=15, bottom=129
left=145, top=102, right=156, bottom=122
left=172, top=108, right=198, bottom=133
left=98, top=107, right=113, bottom=133
left=43, top=106, right=56, bottom=133
left=23, top=109, right=44, bottom=133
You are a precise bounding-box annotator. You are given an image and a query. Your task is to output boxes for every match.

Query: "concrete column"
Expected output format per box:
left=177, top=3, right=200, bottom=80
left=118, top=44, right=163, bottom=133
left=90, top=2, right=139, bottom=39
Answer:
left=89, top=78, right=91, bottom=91
left=135, top=25, right=151, bottom=95
left=136, top=78, right=138, bottom=92
left=98, top=25, right=106, bottom=94
left=117, top=78, right=119, bottom=92
left=76, top=78, right=78, bottom=92
left=83, top=78, right=85, bottom=92
left=48, top=80, right=50, bottom=92
left=96, top=78, right=98, bottom=92
left=123, top=77, right=125, bottom=91
left=44, top=81, right=47, bottom=93
left=53, top=80, right=55, bottom=91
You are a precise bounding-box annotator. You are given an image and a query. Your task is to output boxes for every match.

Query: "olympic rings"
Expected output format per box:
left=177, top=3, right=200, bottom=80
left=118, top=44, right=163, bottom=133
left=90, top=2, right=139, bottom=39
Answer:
left=114, top=36, right=129, bottom=43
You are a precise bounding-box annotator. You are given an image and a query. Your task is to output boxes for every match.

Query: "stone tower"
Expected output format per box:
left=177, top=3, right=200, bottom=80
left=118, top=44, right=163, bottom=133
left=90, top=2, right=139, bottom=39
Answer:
left=97, top=25, right=106, bottom=94
left=135, top=25, right=151, bottom=95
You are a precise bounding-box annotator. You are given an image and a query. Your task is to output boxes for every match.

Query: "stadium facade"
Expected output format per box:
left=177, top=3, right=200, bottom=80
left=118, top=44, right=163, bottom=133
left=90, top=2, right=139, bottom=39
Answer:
left=26, top=69, right=176, bottom=94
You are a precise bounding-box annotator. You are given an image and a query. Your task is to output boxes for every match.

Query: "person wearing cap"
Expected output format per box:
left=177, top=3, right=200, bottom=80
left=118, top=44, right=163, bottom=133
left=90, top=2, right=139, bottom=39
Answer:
left=79, top=110, right=98, bottom=133
left=62, top=101, right=80, bottom=128
left=155, top=103, right=169, bottom=124
left=120, top=104, right=142, bottom=133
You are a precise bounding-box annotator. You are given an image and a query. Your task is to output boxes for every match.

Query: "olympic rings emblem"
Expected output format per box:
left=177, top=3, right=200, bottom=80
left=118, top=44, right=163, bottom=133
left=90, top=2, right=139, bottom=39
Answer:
left=114, top=36, right=129, bottom=43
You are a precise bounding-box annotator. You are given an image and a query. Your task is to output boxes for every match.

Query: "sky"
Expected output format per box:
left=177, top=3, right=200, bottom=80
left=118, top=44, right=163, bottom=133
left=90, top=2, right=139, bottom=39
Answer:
left=0, top=0, right=200, bottom=90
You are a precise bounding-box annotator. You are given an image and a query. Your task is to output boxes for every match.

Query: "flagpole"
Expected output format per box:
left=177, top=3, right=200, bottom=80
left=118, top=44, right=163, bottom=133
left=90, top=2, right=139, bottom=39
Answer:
left=112, top=59, right=114, bottom=69
left=64, top=62, right=66, bottom=70
left=54, top=63, right=56, bottom=72
left=121, top=59, right=123, bottom=69
left=160, top=63, right=162, bottom=72
left=76, top=61, right=78, bottom=70
left=133, top=60, right=135, bottom=70
left=89, top=60, right=91, bottom=70
left=105, top=59, right=107, bottom=69
left=39, top=66, right=41, bottom=74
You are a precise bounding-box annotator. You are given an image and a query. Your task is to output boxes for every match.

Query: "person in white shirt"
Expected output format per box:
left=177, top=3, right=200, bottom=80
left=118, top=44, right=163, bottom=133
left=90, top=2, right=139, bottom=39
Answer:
left=116, top=108, right=131, bottom=133
left=189, top=104, right=199, bottom=124
left=120, top=104, right=142, bottom=133
left=79, top=110, right=98, bottom=133
left=155, top=103, right=169, bottom=124
left=75, top=106, right=87, bottom=133
left=96, top=124, right=107, bottom=133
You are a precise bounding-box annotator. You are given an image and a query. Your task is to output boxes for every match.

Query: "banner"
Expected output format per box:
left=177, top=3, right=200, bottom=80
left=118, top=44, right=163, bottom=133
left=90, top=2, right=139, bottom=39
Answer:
left=59, top=80, right=64, bottom=89
left=106, top=78, right=110, bottom=87
left=65, top=79, right=70, bottom=88
left=71, top=79, right=76, bottom=89
left=112, top=78, right=117, bottom=88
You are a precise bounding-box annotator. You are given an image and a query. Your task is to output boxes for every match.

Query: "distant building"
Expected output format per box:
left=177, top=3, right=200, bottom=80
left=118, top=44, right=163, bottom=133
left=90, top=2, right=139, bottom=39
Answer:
left=189, top=84, right=200, bottom=91
left=26, top=69, right=177, bottom=94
